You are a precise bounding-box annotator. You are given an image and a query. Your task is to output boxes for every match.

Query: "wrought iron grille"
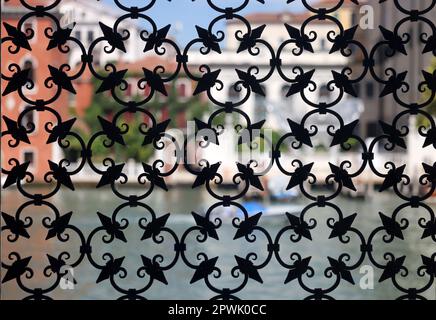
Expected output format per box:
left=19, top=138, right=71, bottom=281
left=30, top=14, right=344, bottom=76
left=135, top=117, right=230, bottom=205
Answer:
left=1, top=0, right=436, bottom=300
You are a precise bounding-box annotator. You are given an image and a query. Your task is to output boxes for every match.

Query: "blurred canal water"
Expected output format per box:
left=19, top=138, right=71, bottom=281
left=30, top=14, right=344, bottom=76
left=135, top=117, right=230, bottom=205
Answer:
left=1, top=187, right=435, bottom=300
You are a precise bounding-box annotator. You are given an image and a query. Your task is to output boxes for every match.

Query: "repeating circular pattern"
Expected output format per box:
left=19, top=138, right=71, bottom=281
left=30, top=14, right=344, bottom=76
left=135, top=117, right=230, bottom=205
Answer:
left=1, top=0, right=435, bottom=300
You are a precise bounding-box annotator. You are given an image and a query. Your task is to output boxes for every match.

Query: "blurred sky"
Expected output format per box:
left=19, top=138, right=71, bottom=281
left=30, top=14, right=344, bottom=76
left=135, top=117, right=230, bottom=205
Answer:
left=103, top=0, right=306, bottom=46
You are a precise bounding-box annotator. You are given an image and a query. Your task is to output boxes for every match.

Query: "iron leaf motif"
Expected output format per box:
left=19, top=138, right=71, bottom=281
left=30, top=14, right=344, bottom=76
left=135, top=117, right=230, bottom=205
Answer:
left=47, top=24, right=75, bottom=50
left=287, top=119, right=312, bottom=147
left=422, top=34, right=436, bottom=54
left=379, top=121, right=406, bottom=149
left=422, top=162, right=436, bottom=184
left=379, top=71, right=407, bottom=97
left=2, top=69, right=31, bottom=96
left=190, top=257, right=218, bottom=284
left=45, top=211, right=73, bottom=240
left=194, top=118, right=219, bottom=145
left=332, top=71, right=358, bottom=97
left=96, top=257, right=125, bottom=283
left=98, top=116, right=125, bottom=145
left=236, top=162, right=264, bottom=191
left=421, top=255, right=436, bottom=277
left=327, top=257, right=355, bottom=284
left=2, top=256, right=32, bottom=284
left=234, top=212, right=262, bottom=240
left=97, top=212, right=127, bottom=242
left=142, top=68, right=167, bottom=96
left=195, top=26, right=221, bottom=53
left=285, top=23, right=313, bottom=52
left=47, top=255, right=65, bottom=275
left=379, top=165, right=406, bottom=192
left=379, top=26, right=407, bottom=55
left=96, top=69, right=128, bottom=93
left=140, top=255, right=168, bottom=285
left=193, top=69, right=221, bottom=95
left=3, top=22, right=31, bottom=51
left=379, top=256, right=406, bottom=282
left=237, top=25, right=266, bottom=53
left=99, top=22, right=126, bottom=52
left=142, top=119, right=170, bottom=146
left=285, top=257, right=311, bottom=284
left=285, top=69, right=315, bottom=96
left=1, top=212, right=30, bottom=239
left=329, top=163, right=357, bottom=191
left=329, top=213, right=357, bottom=239
left=2, top=161, right=30, bottom=189
left=140, top=213, right=170, bottom=240
left=2, top=116, right=30, bottom=144
left=96, top=163, right=125, bottom=188
left=421, top=218, right=436, bottom=239
left=379, top=212, right=404, bottom=240
left=234, top=256, right=263, bottom=283
left=422, top=127, right=436, bottom=148
left=192, top=212, right=219, bottom=240
left=286, top=213, right=312, bottom=240
left=48, top=161, right=75, bottom=190
left=143, top=24, right=171, bottom=53
left=46, top=118, right=76, bottom=144
left=330, top=120, right=359, bottom=147
left=235, top=69, right=265, bottom=96
left=192, top=162, right=221, bottom=188
left=142, top=163, right=168, bottom=191
left=330, top=26, right=358, bottom=53
left=286, top=162, right=314, bottom=190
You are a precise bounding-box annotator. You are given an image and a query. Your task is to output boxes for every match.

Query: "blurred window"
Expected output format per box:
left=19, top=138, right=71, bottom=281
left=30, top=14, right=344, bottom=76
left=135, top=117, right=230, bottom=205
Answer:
left=319, top=84, right=331, bottom=98
left=22, top=106, right=35, bottom=131
left=24, top=22, right=33, bottom=37
left=351, top=12, right=357, bottom=26
left=228, top=83, right=241, bottom=102
left=126, top=83, right=132, bottom=97
left=354, top=83, right=361, bottom=97
left=23, top=151, right=34, bottom=165
left=254, top=85, right=267, bottom=123
left=87, top=30, right=94, bottom=43
left=320, top=39, right=326, bottom=51
left=281, top=85, right=291, bottom=98
left=176, top=79, right=191, bottom=99
left=366, top=82, right=374, bottom=98
left=23, top=60, right=34, bottom=82
left=366, top=122, right=380, bottom=137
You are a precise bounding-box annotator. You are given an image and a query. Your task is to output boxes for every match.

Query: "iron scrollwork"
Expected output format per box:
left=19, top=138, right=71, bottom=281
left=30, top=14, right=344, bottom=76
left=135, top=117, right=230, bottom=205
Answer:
left=1, top=0, right=435, bottom=300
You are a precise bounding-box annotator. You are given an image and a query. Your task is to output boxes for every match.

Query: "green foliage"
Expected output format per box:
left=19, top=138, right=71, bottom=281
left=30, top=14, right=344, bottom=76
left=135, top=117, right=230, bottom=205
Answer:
left=147, top=80, right=210, bottom=125
left=86, top=92, right=120, bottom=120
left=113, top=114, right=154, bottom=162
left=67, top=76, right=211, bottom=163
left=339, top=137, right=360, bottom=152
left=314, top=143, right=327, bottom=152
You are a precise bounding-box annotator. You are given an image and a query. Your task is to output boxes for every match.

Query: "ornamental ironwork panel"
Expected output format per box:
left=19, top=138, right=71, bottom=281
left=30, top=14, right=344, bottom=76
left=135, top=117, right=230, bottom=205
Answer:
left=1, top=0, right=435, bottom=300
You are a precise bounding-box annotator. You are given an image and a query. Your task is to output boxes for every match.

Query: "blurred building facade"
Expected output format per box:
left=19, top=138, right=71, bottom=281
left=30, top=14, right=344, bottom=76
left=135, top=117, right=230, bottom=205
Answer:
left=4, top=0, right=432, bottom=183
left=1, top=0, right=200, bottom=182
left=189, top=1, right=357, bottom=135
left=59, top=0, right=143, bottom=117
left=59, top=0, right=144, bottom=67
left=351, top=0, right=436, bottom=138
left=1, top=0, right=69, bottom=181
